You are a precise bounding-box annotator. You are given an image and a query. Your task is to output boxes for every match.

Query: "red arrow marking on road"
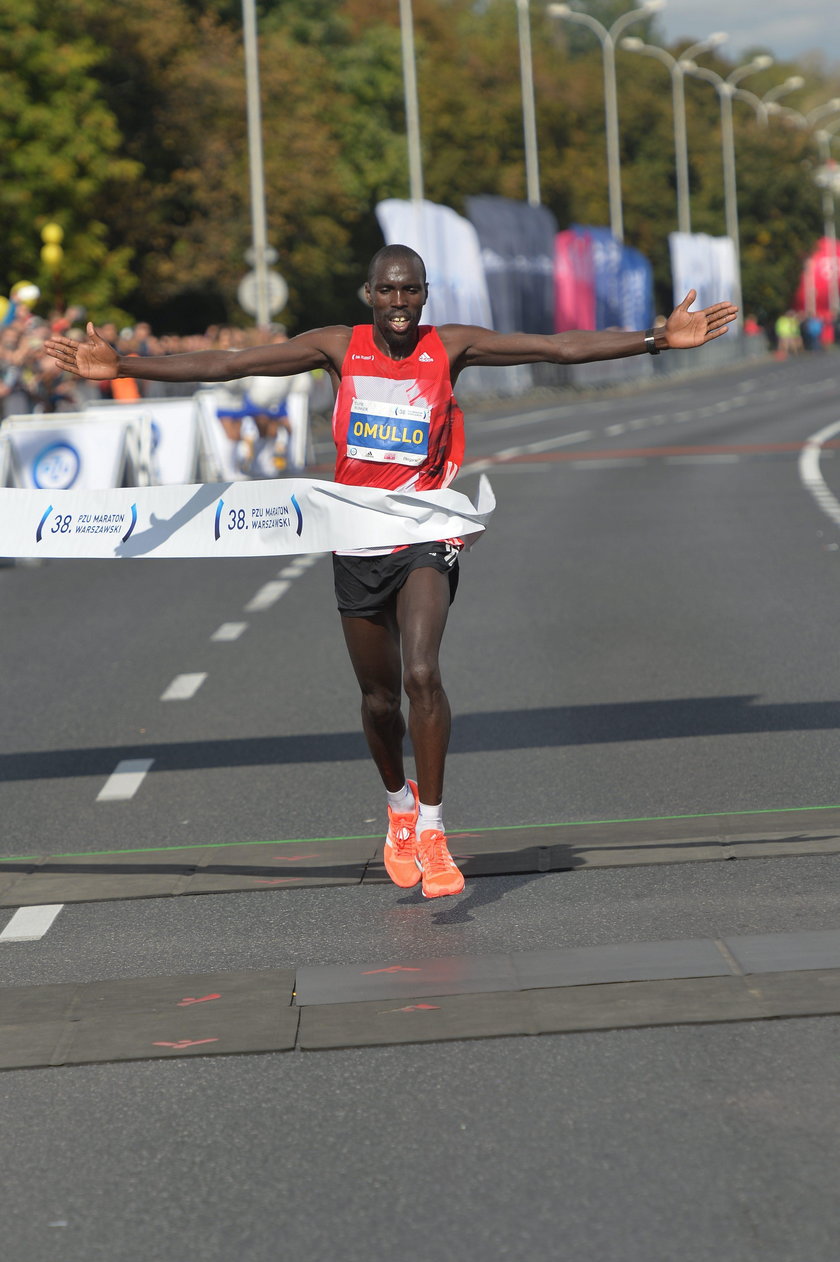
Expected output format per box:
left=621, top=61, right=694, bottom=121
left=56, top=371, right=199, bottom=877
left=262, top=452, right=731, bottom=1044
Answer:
left=177, top=994, right=221, bottom=1007
left=152, top=1038, right=220, bottom=1049
left=362, top=965, right=422, bottom=974
left=253, top=877, right=303, bottom=885
left=273, top=854, right=318, bottom=861
left=379, top=1003, right=441, bottom=1014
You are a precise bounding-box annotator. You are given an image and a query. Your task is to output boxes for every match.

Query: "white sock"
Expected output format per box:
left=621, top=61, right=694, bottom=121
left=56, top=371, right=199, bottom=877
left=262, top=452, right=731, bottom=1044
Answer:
left=418, top=801, right=444, bottom=835
left=387, top=782, right=415, bottom=814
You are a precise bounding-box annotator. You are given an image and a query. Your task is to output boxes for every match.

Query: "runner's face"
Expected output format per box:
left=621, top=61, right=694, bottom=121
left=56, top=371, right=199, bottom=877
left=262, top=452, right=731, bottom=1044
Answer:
left=366, top=259, right=428, bottom=354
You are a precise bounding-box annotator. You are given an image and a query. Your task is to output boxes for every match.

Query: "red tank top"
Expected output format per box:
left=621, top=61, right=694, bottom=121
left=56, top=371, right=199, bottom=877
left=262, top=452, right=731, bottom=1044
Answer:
left=332, top=325, right=465, bottom=491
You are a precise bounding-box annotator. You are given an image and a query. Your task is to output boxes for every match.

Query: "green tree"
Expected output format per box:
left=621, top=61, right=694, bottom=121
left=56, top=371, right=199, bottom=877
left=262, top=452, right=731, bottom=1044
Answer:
left=0, top=0, right=139, bottom=314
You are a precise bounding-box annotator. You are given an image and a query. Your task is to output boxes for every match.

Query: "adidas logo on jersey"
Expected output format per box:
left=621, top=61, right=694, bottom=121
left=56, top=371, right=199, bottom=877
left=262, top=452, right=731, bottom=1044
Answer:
left=418, top=351, right=434, bottom=362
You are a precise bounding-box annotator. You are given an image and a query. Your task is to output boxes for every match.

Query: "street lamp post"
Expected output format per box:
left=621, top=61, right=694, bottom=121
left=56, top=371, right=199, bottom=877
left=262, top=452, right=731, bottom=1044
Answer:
left=620, top=33, right=728, bottom=234
left=548, top=1, right=664, bottom=242
left=762, top=75, right=804, bottom=107
left=242, top=0, right=271, bottom=328
left=516, top=0, right=541, bottom=206
left=398, top=0, right=424, bottom=204
left=682, top=55, right=774, bottom=319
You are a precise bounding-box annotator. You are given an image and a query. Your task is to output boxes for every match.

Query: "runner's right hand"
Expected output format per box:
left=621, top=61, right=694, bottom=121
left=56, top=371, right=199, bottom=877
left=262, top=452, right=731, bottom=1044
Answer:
left=43, top=322, right=120, bottom=380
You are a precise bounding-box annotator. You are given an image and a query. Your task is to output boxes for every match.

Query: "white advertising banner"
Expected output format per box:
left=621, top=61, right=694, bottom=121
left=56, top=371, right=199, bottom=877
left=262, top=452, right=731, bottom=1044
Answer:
left=375, top=199, right=494, bottom=328
left=669, top=232, right=738, bottom=319
left=0, top=475, right=496, bottom=560
left=87, top=398, right=199, bottom=484
left=1, top=414, right=131, bottom=490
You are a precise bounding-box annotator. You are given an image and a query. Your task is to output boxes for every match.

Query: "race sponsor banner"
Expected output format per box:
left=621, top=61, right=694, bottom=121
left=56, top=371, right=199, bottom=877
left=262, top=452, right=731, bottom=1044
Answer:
left=87, top=397, right=199, bottom=484
left=0, top=474, right=496, bottom=560
left=554, top=230, right=597, bottom=331
left=571, top=226, right=653, bottom=331
left=669, top=232, right=737, bottom=318
left=0, top=413, right=131, bottom=490
left=573, top=225, right=623, bottom=329
left=618, top=245, right=654, bottom=332
left=375, top=199, right=494, bottom=328
left=464, top=196, right=557, bottom=334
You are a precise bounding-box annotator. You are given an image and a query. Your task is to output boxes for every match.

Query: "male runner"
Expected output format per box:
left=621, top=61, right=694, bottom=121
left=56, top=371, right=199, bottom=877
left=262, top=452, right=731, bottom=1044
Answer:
left=45, top=244, right=737, bottom=898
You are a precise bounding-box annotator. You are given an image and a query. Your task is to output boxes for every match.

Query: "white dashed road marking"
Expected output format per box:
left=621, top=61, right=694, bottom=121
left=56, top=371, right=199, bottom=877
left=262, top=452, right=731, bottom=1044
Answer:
left=0, top=903, right=63, bottom=943
left=0, top=905, right=63, bottom=942
left=97, top=759, right=154, bottom=802
left=665, top=454, right=741, bottom=465
left=211, top=622, right=248, bottom=642
left=161, top=673, right=207, bottom=701
left=245, top=580, right=290, bottom=611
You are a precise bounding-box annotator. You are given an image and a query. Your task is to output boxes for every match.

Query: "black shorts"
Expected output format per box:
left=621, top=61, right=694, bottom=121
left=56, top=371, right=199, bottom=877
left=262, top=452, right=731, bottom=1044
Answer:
left=333, top=541, right=460, bottom=617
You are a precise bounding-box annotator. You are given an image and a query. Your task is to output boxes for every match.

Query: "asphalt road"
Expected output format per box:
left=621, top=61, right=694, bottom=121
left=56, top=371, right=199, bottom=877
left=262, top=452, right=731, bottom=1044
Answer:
left=2, top=346, right=840, bottom=1261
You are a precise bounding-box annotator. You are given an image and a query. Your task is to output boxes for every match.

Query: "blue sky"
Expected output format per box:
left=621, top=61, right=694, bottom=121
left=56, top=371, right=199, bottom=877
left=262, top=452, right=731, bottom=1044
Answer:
left=654, top=1, right=840, bottom=68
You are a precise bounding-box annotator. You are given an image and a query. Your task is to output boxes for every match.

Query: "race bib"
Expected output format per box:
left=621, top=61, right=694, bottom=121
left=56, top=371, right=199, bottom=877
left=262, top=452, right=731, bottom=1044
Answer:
left=346, top=397, right=430, bottom=466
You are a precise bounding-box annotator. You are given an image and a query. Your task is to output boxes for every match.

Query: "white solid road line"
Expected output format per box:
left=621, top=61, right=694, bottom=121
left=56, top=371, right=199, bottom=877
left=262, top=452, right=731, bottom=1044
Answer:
left=799, top=419, right=840, bottom=529
left=211, top=622, right=248, bottom=642
left=0, top=904, right=63, bottom=943
left=160, top=673, right=207, bottom=701
left=97, top=758, right=155, bottom=801
left=245, top=580, right=290, bottom=611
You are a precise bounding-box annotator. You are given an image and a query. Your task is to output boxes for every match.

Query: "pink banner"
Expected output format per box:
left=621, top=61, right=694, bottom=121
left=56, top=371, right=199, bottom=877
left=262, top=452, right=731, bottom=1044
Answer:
left=554, top=230, right=596, bottom=332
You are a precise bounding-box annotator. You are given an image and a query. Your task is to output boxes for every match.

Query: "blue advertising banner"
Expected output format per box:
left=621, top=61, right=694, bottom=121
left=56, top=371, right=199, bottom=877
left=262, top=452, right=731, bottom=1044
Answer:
left=572, top=226, right=654, bottom=330
left=465, top=196, right=558, bottom=334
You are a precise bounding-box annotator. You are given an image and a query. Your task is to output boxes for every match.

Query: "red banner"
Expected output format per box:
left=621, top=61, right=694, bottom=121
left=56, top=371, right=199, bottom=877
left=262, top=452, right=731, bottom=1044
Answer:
left=554, top=230, right=597, bottom=332
left=794, top=237, right=840, bottom=318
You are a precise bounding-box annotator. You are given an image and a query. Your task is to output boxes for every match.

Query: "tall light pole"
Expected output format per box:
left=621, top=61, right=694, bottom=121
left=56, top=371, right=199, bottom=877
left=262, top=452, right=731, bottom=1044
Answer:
left=242, top=0, right=270, bottom=327
left=547, top=0, right=664, bottom=242
left=621, top=33, right=728, bottom=234
left=516, top=0, right=541, bottom=206
left=398, top=0, right=424, bottom=204
left=683, top=55, right=774, bottom=319
left=762, top=75, right=804, bottom=107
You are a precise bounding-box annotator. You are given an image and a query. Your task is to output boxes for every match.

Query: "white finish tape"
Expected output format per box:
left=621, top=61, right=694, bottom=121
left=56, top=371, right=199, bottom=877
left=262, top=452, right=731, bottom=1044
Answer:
left=0, top=475, right=495, bottom=560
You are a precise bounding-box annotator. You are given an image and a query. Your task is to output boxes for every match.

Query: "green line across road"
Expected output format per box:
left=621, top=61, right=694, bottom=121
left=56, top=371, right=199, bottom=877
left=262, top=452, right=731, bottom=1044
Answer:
left=2, top=802, right=839, bottom=863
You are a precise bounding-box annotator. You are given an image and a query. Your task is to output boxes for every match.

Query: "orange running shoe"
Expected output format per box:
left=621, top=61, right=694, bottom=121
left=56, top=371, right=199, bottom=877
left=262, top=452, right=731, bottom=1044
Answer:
left=416, top=829, right=465, bottom=899
left=384, top=779, right=421, bottom=888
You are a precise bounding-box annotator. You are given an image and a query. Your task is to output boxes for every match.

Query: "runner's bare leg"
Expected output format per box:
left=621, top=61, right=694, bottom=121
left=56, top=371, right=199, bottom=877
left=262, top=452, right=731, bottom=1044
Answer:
left=395, top=566, right=452, bottom=805
left=340, top=566, right=452, bottom=803
left=341, top=609, right=406, bottom=792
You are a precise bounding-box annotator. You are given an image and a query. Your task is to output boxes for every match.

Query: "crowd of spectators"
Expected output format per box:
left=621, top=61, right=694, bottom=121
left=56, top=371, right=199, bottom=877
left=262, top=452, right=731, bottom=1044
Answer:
left=0, top=302, right=288, bottom=420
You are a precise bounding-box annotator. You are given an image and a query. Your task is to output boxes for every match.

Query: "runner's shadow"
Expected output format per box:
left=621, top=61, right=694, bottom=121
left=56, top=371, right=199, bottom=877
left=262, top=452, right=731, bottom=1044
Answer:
left=398, top=870, right=551, bottom=925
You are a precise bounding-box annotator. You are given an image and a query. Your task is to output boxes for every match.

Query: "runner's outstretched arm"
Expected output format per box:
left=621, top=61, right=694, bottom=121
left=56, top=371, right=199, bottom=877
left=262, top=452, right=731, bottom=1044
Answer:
left=443, top=290, right=738, bottom=370
left=44, top=323, right=350, bottom=383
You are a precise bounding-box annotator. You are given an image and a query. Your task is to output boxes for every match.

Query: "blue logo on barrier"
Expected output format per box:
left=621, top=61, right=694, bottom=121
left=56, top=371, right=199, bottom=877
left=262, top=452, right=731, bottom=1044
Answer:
left=33, top=442, right=80, bottom=490
left=291, top=494, right=303, bottom=536
left=36, top=505, right=54, bottom=543
left=122, top=503, right=138, bottom=543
